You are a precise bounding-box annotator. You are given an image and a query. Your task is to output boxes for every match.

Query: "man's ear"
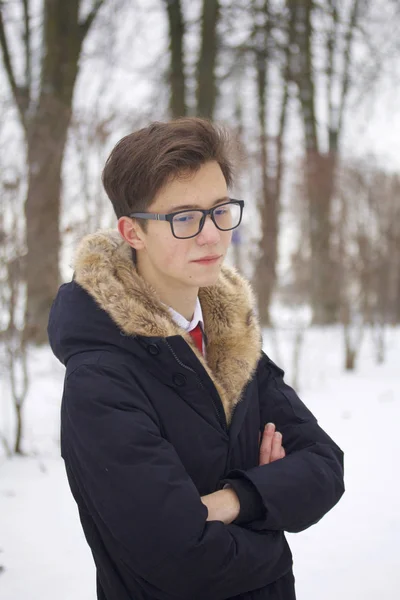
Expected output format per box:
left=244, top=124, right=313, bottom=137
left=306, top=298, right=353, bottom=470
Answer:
left=117, top=217, right=146, bottom=251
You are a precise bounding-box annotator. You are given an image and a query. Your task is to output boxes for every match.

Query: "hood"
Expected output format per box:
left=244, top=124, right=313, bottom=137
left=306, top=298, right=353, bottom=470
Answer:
left=49, top=229, right=262, bottom=420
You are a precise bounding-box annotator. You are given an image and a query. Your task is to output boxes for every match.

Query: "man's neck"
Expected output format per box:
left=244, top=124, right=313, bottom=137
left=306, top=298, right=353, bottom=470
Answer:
left=136, top=255, right=198, bottom=321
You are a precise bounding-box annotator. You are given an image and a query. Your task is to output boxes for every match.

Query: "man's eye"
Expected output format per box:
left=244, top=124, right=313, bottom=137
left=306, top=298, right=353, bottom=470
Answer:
left=215, top=208, right=228, bottom=216
left=175, top=215, right=194, bottom=223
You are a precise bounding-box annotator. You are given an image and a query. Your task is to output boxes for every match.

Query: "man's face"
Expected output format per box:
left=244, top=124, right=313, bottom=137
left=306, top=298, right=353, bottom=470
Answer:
left=137, top=161, right=232, bottom=290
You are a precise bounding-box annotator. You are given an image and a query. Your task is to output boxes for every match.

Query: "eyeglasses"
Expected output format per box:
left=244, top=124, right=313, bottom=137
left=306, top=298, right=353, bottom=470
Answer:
left=129, top=199, right=244, bottom=240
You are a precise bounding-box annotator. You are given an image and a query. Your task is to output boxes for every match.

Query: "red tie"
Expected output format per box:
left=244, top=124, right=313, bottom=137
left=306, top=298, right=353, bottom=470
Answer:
left=189, top=324, right=203, bottom=354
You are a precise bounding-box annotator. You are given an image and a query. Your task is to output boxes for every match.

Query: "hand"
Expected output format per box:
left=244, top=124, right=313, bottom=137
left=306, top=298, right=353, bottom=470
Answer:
left=201, top=488, right=240, bottom=525
left=259, top=423, right=285, bottom=466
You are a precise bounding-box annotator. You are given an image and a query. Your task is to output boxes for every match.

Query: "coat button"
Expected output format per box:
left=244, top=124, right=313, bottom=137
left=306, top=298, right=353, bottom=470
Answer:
left=147, top=344, right=160, bottom=356
left=173, top=373, right=186, bottom=387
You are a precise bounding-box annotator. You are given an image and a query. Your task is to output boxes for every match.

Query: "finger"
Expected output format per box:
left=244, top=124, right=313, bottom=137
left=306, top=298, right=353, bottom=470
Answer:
left=270, top=431, right=283, bottom=462
left=279, top=446, right=286, bottom=459
left=259, top=423, right=275, bottom=464
left=259, top=423, right=275, bottom=465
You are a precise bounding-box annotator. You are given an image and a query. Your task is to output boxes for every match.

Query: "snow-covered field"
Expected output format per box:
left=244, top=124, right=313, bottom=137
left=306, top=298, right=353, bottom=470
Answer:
left=1, top=327, right=399, bottom=600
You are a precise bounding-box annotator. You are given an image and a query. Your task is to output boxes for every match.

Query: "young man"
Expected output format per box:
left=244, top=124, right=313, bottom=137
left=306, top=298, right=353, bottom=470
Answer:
left=48, top=117, right=344, bottom=600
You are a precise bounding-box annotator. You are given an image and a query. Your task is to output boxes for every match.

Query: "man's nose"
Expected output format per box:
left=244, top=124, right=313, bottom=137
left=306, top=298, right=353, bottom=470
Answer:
left=197, top=215, right=221, bottom=244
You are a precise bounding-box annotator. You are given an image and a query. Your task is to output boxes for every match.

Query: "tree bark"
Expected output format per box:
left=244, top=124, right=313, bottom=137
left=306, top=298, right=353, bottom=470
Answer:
left=165, top=0, right=187, bottom=117
left=289, top=0, right=360, bottom=324
left=391, top=179, right=400, bottom=323
left=290, top=0, right=337, bottom=324
left=0, top=0, right=105, bottom=344
left=24, top=99, right=73, bottom=342
left=196, top=0, right=220, bottom=118
left=253, top=1, right=290, bottom=325
left=395, top=274, right=400, bottom=324
left=24, top=1, right=85, bottom=343
left=253, top=8, right=274, bottom=326
left=306, top=150, right=339, bottom=324
left=14, top=404, right=23, bottom=454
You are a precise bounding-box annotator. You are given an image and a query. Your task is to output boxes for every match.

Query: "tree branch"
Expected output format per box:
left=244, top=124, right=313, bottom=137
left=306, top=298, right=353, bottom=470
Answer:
left=326, top=0, right=338, bottom=138
left=0, top=6, right=27, bottom=126
left=290, top=0, right=319, bottom=152
left=337, top=0, right=360, bottom=136
left=80, top=0, right=105, bottom=37
left=22, top=0, right=31, bottom=104
left=275, top=4, right=294, bottom=203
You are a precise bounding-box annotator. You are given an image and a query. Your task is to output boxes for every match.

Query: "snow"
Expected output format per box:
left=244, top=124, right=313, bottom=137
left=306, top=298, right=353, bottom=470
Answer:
left=0, top=457, right=95, bottom=600
left=1, top=327, right=400, bottom=599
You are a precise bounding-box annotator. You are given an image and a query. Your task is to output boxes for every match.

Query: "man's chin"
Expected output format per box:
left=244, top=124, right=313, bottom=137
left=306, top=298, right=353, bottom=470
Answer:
left=193, top=268, right=222, bottom=288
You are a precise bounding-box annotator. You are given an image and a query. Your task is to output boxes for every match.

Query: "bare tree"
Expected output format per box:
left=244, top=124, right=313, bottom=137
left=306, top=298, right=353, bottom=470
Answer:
left=196, top=0, right=221, bottom=118
left=335, top=158, right=400, bottom=369
left=0, top=0, right=107, bottom=344
left=0, top=172, right=29, bottom=454
left=5, top=255, right=29, bottom=454
left=164, top=0, right=221, bottom=119
left=288, top=0, right=361, bottom=324
left=165, top=0, right=187, bottom=117
left=252, top=0, right=292, bottom=324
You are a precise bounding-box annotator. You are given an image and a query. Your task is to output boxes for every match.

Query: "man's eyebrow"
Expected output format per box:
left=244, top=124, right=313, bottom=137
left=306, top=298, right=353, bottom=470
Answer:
left=168, top=197, right=229, bottom=212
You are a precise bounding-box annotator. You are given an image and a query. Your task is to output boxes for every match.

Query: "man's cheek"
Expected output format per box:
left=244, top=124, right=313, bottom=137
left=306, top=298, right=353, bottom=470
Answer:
left=161, top=250, right=180, bottom=273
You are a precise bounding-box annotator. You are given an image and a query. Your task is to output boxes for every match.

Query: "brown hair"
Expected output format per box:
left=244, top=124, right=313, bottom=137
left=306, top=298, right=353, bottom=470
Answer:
left=102, top=117, right=236, bottom=221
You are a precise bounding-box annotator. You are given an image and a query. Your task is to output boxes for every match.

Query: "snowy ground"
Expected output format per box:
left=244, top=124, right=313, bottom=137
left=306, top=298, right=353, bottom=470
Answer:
left=1, top=326, right=400, bottom=600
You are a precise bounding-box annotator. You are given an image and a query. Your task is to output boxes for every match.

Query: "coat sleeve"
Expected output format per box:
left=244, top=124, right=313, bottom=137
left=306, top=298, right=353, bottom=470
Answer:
left=62, top=362, right=292, bottom=600
left=222, top=353, right=345, bottom=533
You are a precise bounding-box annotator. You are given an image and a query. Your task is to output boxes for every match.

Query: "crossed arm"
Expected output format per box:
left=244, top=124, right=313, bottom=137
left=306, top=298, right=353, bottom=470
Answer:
left=203, top=353, right=344, bottom=534
left=201, top=423, right=284, bottom=524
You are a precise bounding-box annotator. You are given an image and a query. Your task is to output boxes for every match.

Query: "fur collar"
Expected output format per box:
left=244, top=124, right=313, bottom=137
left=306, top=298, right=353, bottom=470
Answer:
left=74, top=230, right=262, bottom=424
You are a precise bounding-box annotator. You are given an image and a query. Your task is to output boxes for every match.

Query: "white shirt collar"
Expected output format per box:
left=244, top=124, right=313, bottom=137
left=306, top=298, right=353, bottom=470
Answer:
left=168, top=297, right=204, bottom=333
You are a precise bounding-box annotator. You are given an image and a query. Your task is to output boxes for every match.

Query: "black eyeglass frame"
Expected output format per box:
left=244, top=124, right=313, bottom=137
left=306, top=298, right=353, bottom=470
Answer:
left=129, top=199, right=244, bottom=239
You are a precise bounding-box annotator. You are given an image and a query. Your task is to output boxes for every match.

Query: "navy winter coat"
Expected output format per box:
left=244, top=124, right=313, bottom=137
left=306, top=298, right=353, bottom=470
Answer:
left=48, top=230, right=344, bottom=600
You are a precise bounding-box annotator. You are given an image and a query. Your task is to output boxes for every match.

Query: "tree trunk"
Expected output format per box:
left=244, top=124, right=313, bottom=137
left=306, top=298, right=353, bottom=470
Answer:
left=24, top=97, right=71, bottom=343
left=345, top=344, right=356, bottom=371
left=253, top=6, right=273, bottom=326
left=22, top=1, right=93, bottom=343
left=306, top=150, right=339, bottom=324
left=395, top=271, right=400, bottom=324
left=255, top=226, right=277, bottom=325
left=1, top=0, right=105, bottom=344
left=253, top=1, right=290, bottom=325
left=393, top=221, right=400, bottom=323
left=165, top=0, right=187, bottom=117
left=196, top=0, right=220, bottom=118
left=290, top=0, right=339, bottom=324
left=14, top=404, right=23, bottom=454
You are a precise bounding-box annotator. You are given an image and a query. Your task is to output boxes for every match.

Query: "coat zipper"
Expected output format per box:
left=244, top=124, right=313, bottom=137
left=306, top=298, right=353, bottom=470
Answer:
left=165, top=340, right=227, bottom=432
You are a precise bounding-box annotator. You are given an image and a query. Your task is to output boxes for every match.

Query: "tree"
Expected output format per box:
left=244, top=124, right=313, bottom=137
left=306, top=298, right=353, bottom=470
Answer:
left=288, top=0, right=361, bottom=324
left=164, top=0, right=221, bottom=118
left=0, top=0, right=106, bottom=344
left=196, top=0, right=221, bottom=118
left=252, top=0, right=292, bottom=325
left=165, top=0, right=187, bottom=117
left=0, top=168, right=29, bottom=454
left=335, top=158, right=400, bottom=368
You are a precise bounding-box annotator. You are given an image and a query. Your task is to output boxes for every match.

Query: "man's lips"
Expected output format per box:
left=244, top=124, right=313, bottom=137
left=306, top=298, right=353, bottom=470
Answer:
left=191, top=255, right=222, bottom=263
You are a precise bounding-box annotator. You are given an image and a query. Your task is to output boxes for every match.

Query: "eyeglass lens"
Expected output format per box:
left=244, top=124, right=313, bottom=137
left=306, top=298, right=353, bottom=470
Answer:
left=172, top=202, right=241, bottom=238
